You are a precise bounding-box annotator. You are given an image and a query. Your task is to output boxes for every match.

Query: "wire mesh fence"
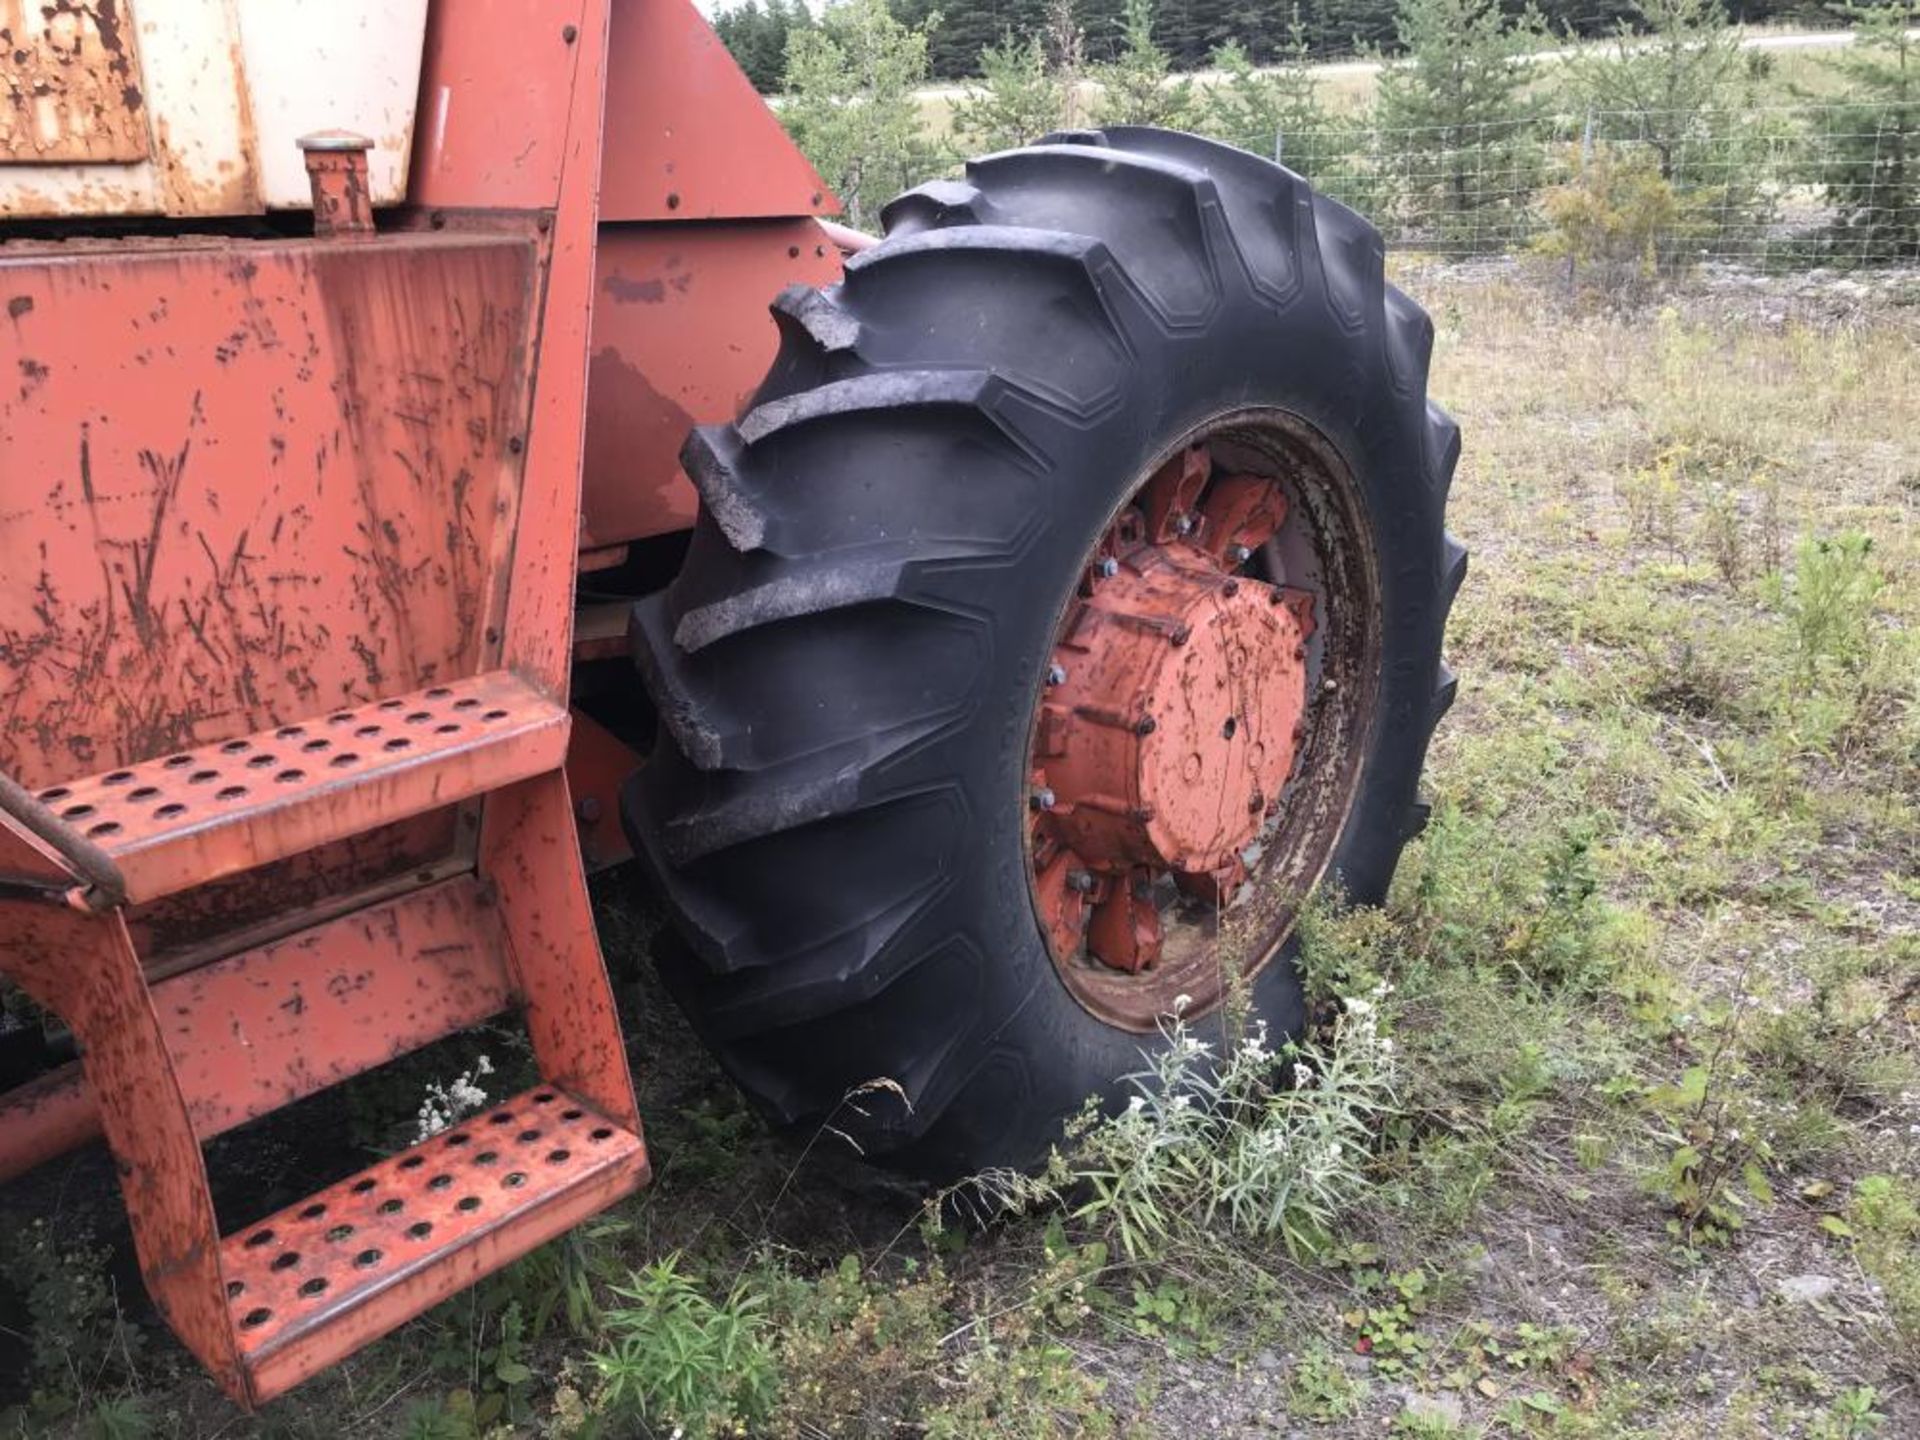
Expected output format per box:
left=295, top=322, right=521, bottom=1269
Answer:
left=1282, top=104, right=1920, bottom=270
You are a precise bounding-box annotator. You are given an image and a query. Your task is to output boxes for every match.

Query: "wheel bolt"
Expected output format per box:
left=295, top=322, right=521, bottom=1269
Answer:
left=1135, top=715, right=1156, bottom=736
left=1174, top=513, right=1194, bottom=536
left=1046, top=663, right=1067, bottom=686
left=1030, top=787, right=1056, bottom=811
left=1066, top=869, right=1095, bottom=894
left=1228, top=544, right=1252, bottom=564
left=1098, top=557, right=1119, bottom=579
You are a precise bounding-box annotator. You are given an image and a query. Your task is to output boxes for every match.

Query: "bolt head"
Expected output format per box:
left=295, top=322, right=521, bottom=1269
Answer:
left=1030, top=787, right=1057, bottom=811
left=1098, top=557, right=1119, bottom=578
left=1228, top=544, right=1252, bottom=564
left=1046, top=663, right=1068, bottom=686
left=1174, top=514, right=1194, bottom=535
left=1067, top=869, right=1095, bottom=893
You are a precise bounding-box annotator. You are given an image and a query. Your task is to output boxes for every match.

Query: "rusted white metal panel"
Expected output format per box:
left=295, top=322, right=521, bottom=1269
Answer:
left=0, top=0, right=426, bottom=219
left=0, top=0, right=150, bottom=164
left=237, top=0, right=428, bottom=210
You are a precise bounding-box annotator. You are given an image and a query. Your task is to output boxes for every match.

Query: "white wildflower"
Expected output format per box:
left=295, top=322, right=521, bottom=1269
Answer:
left=415, top=1056, right=496, bottom=1142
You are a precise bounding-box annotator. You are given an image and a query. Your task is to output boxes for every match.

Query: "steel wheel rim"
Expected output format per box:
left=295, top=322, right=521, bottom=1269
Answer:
left=1022, top=408, right=1382, bottom=1032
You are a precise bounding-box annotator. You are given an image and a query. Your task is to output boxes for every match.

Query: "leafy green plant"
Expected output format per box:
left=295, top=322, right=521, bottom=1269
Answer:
left=1829, top=1175, right=1920, bottom=1349
left=84, top=1396, right=152, bottom=1440
left=1068, top=996, right=1396, bottom=1260
left=1813, top=1384, right=1887, bottom=1439
left=1285, top=1343, right=1368, bottom=1420
left=0, top=1221, right=145, bottom=1418
left=591, top=1255, right=778, bottom=1438
left=1780, top=532, right=1885, bottom=682
left=1535, top=144, right=1710, bottom=296
left=1343, top=1268, right=1437, bottom=1375
left=1642, top=1054, right=1775, bottom=1247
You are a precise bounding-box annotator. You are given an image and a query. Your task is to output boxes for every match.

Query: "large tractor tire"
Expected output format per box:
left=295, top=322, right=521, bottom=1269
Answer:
left=622, top=128, right=1464, bottom=1182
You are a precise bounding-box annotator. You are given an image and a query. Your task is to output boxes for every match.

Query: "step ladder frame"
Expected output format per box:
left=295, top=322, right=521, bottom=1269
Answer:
left=0, top=0, right=639, bottom=1408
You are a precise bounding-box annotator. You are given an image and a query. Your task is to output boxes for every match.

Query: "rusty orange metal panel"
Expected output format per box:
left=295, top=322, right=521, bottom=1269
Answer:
left=0, top=1062, right=94, bottom=1183
left=162, top=875, right=513, bottom=1140
left=0, top=793, right=82, bottom=893
left=599, top=0, right=831, bottom=222
left=0, top=233, right=536, bottom=791
left=481, top=772, right=640, bottom=1134
left=229, top=1087, right=645, bottom=1404
left=0, top=902, right=242, bottom=1396
left=129, top=809, right=462, bottom=967
left=0, top=873, right=516, bottom=1177
left=493, top=0, right=609, bottom=697
left=563, top=703, right=637, bottom=871
left=0, top=0, right=150, bottom=165
left=407, top=0, right=587, bottom=212
left=583, top=220, right=843, bottom=546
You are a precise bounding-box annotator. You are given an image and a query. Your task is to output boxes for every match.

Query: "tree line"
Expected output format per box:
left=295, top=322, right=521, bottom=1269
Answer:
left=761, top=0, right=1917, bottom=277
left=715, top=0, right=1840, bottom=86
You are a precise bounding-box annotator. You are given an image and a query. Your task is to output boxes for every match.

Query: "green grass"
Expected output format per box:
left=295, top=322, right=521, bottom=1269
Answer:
left=2, top=263, right=1915, bottom=1438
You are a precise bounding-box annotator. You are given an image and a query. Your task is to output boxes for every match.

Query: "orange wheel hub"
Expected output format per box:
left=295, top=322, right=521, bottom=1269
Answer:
left=1029, top=445, right=1316, bottom=976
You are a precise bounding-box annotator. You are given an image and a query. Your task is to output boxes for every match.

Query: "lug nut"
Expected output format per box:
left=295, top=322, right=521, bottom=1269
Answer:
left=1066, top=869, right=1096, bottom=894
left=1098, top=557, right=1119, bottom=578
left=1046, top=663, right=1068, bottom=686
left=1030, top=787, right=1057, bottom=811
left=1174, top=513, right=1194, bottom=535
left=1135, top=715, right=1157, bottom=736
left=1228, top=544, right=1252, bottom=564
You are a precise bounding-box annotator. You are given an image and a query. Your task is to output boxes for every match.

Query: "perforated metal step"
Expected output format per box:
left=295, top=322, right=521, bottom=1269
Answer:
left=221, top=1087, right=646, bottom=1401
left=26, top=672, right=568, bottom=903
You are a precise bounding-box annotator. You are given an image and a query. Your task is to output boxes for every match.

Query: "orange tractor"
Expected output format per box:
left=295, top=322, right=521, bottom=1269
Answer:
left=0, top=0, right=1461, bottom=1409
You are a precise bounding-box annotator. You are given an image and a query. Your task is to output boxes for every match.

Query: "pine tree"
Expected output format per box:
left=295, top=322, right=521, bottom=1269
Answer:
left=1814, top=0, right=1918, bottom=261
left=1202, top=10, right=1344, bottom=174
left=1567, top=0, right=1749, bottom=181
left=953, top=32, right=1069, bottom=149
left=714, top=0, right=816, bottom=93
left=1092, top=0, right=1196, bottom=126
left=782, top=0, right=939, bottom=227
left=1374, top=0, right=1544, bottom=249
left=1046, top=0, right=1092, bottom=126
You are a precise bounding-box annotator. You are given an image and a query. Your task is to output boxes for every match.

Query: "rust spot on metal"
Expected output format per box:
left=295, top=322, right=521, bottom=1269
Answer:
left=299, top=132, right=375, bottom=240
left=0, top=0, right=149, bottom=165
left=603, top=273, right=664, bottom=305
